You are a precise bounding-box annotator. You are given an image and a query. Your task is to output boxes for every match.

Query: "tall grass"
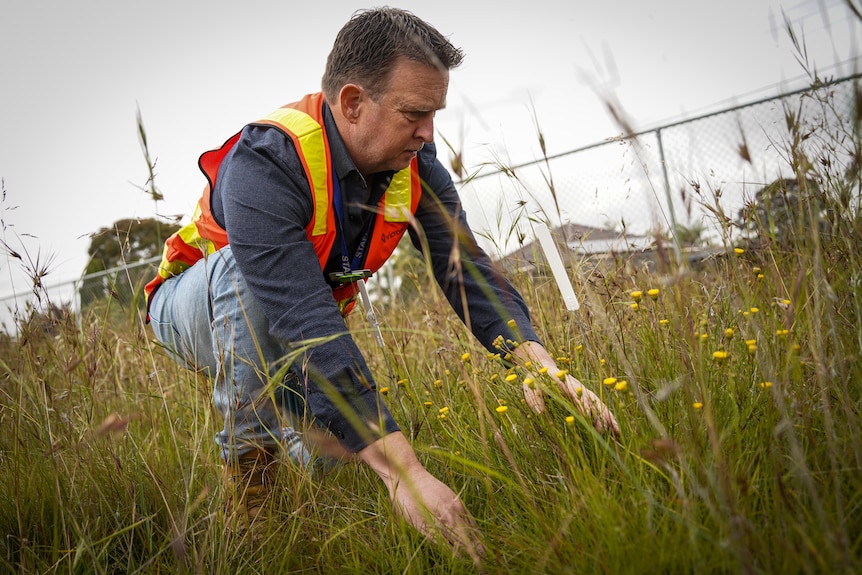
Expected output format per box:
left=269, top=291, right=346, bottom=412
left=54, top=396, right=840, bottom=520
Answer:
left=1, top=69, right=860, bottom=575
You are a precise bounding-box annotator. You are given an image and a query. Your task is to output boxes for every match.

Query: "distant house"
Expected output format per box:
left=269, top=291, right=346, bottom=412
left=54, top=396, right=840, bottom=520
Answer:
left=502, top=222, right=653, bottom=274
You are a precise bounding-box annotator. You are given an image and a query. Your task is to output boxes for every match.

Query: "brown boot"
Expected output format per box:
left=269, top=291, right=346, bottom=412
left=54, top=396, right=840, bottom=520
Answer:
left=224, top=448, right=277, bottom=532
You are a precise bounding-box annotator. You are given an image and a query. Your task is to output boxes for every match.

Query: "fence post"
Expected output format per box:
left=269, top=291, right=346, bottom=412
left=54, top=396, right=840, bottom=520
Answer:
left=656, top=127, right=683, bottom=266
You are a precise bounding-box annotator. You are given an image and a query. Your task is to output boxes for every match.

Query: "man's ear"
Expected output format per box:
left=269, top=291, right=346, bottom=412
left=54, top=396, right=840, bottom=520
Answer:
left=339, top=84, right=364, bottom=123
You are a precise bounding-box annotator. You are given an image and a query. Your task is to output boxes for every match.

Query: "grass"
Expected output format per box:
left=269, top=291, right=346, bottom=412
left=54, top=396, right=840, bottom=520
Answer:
left=1, top=64, right=861, bottom=575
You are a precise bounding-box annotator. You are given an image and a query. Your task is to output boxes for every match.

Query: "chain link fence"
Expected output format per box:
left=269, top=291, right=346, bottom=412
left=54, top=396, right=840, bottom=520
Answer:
left=2, top=74, right=858, bottom=333
left=458, top=73, right=861, bottom=259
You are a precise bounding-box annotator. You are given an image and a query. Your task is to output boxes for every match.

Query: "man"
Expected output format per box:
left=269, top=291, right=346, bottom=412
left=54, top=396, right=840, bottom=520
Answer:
left=146, top=7, right=618, bottom=555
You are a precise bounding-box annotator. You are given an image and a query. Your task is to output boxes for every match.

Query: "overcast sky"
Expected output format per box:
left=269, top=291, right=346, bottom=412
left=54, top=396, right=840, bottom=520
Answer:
left=0, top=0, right=858, bottom=312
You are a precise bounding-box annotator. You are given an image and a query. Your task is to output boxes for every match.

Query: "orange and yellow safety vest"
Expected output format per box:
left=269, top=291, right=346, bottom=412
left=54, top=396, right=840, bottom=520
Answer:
left=144, top=92, right=422, bottom=316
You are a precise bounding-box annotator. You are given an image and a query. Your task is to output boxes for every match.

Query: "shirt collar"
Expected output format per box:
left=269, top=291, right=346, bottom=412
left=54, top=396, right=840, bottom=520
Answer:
left=322, top=101, right=360, bottom=182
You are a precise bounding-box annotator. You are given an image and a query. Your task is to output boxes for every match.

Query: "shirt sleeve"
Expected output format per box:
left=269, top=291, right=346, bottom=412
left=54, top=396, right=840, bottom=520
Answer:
left=213, top=125, right=399, bottom=452
left=410, top=142, right=541, bottom=353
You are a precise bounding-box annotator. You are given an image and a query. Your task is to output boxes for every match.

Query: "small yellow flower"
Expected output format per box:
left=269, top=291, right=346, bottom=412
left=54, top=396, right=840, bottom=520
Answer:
left=489, top=373, right=499, bottom=381
left=461, top=352, right=471, bottom=362
left=791, top=343, right=801, bottom=354
left=600, top=359, right=606, bottom=366
left=575, top=344, right=583, bottom=351
left=379, top=387, right=390, bottom=395
left=507, top=319, right=517, bottom=328
left=524, top=361, right=532, bottom=368
left=631, top=302, right=640, bottom=311
left=438, top=406, right=449, bottom=414
left=434, top=379, right=443, bottom=387
left=565, top=415, right=575, bottom=426
left=759, top=381, right=773, bottom=388
left=775, top=329, right=789, bottom=336
left=538, top=366, right=549, bottom=374
left=523, top=377, right=535, bottom=388
left=423, top=401, right=433, bottom=407
left=712, top=350, right=730, bottom=361
left=753, top=266, right=762, bottom=274
left=745, top=339, right=756, bottom=346
left=574, top=386, right=583, bottom=394
left=495, top=405, right=508, bottom=414
left=631, top=290, right=643, bottom=301
left=757, top=274, right=764, bottom=280
left=693, top=402, right=704, bottom=409
left=603, top=377, right=617, bottom=386
left=724, top=328, right=734, bottom=338
left=748, top=344, right=757, bottom=354
left=750, top=307, right=759, bottom=314
left=659, top=319, right=669, bottom=325
left=555, top=370, right=568, bottom=378
left=700, top=333, right=709, bottom=341
left=734, top=247, right=745, bottom=255
left=648, top=288, right=660, bottom=300
left=614, top=380, right=628, bottom=391
left=397, top=379, right=408, bottom=386
left=743, top=311, right=750, bottom=317
left=505, top=373, right=518, bottom=383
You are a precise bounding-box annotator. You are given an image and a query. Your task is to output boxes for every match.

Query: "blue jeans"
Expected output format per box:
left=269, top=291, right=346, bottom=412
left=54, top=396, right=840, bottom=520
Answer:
left=149, top=246, right=306, bottom=461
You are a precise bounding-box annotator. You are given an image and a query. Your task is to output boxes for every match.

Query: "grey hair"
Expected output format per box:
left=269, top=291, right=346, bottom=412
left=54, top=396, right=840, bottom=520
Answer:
left=321, top=7, right=464, bottom=102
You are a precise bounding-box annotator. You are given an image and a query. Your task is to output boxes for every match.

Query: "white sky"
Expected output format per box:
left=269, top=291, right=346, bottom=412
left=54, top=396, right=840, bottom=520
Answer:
left=0, top=0, right=858, bottom=307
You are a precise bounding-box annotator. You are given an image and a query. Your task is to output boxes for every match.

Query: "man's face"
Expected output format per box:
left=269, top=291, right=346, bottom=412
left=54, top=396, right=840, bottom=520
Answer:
left=350, top=58, right=449, bottom=178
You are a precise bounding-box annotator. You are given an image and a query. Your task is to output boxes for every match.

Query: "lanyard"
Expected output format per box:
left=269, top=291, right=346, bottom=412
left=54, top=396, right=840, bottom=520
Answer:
left=331, top=173, right=374, bottom=277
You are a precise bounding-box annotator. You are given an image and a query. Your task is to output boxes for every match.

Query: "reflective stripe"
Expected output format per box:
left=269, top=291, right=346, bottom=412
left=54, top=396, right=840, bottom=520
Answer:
left=385, top=168, right=412, bottom=222
left=261, top=108, right=330, bottom=237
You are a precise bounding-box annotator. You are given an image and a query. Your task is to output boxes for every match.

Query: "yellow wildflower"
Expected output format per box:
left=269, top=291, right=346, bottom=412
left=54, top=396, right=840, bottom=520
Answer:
left=648, top=288, right=660, bottom=300
left=659, top=319, right=669, bottom=325
left=489, top=373, right=499, bottom=381
left=750, top=307, right=759, bottom=314
left=631, top=290, right=643, bottom=301
left=505, top=373, right=518, bottom=383
left=423, top=401, right=433, bottom=407
left=565, top=415, right=575, bottom=426
left=495, top=405, right=508, bottom=414
left=759, top=381, right=773, bottom=388
left=434, top=379, right=443, bottom=387
left=507, top=319, right=517, bottom=328
left=603, top=377, right=617, bottom=386
left=524, top=361, right=532, bottom=368
left=775, top=329, right=789, bottom=336
left=614, top=380, right=628, bottom=391
left=693, top=402, right=704, bottom=409
left=555, top=370, right=568, bottom=378
left=379, top=387, right=390, bottom=395
left=523, top=377, right=535, bottom=388
left=538, top=366, right=549, bottom=374
left=438, top=406, right=449, bottom=414
left=724, top=328, right=734, bottom=338
left=712, top=350, right=729, bottom=361
left=631, top=302, right=640, bottom=311
left=461, top=352, right=471, bottom=362
left=752, top=266, right=762, bottom=274
left=734, top=247, right=745, bottom=255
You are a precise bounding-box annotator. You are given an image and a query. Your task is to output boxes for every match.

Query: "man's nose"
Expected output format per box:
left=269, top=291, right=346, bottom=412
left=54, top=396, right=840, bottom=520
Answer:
left=415, top=115, right=435, bottom=143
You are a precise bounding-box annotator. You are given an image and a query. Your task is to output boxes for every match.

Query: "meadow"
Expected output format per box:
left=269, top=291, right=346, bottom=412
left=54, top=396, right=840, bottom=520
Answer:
left=0, top=77, right=860, bottom=574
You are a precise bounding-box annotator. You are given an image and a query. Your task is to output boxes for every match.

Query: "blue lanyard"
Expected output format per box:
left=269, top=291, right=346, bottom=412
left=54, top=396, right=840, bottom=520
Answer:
left=331, top=173, right=374, bottom=275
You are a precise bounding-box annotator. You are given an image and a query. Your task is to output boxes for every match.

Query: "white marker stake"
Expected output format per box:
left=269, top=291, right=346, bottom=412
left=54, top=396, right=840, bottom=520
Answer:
left=534, top=223, right=580, bottom=311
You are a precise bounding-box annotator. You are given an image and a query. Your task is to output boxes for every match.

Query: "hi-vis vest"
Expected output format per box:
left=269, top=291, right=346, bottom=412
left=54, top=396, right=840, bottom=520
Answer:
left=144, top=92, right=423, bottom=317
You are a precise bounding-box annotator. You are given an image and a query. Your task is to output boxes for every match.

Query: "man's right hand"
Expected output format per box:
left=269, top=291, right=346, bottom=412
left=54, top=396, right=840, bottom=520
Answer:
left=358, top=431, right=485, bottom=564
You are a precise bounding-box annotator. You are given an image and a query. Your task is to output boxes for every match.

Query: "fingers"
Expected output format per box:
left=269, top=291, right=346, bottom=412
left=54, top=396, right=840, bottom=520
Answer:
left=567, top=381, right=621, bottom=438
left=522, top=382, right=545, bottom=412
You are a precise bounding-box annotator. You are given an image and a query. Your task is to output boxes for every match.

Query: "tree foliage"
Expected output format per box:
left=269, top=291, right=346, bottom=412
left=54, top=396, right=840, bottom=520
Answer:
left=81, top=218, right=179, bottom=308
